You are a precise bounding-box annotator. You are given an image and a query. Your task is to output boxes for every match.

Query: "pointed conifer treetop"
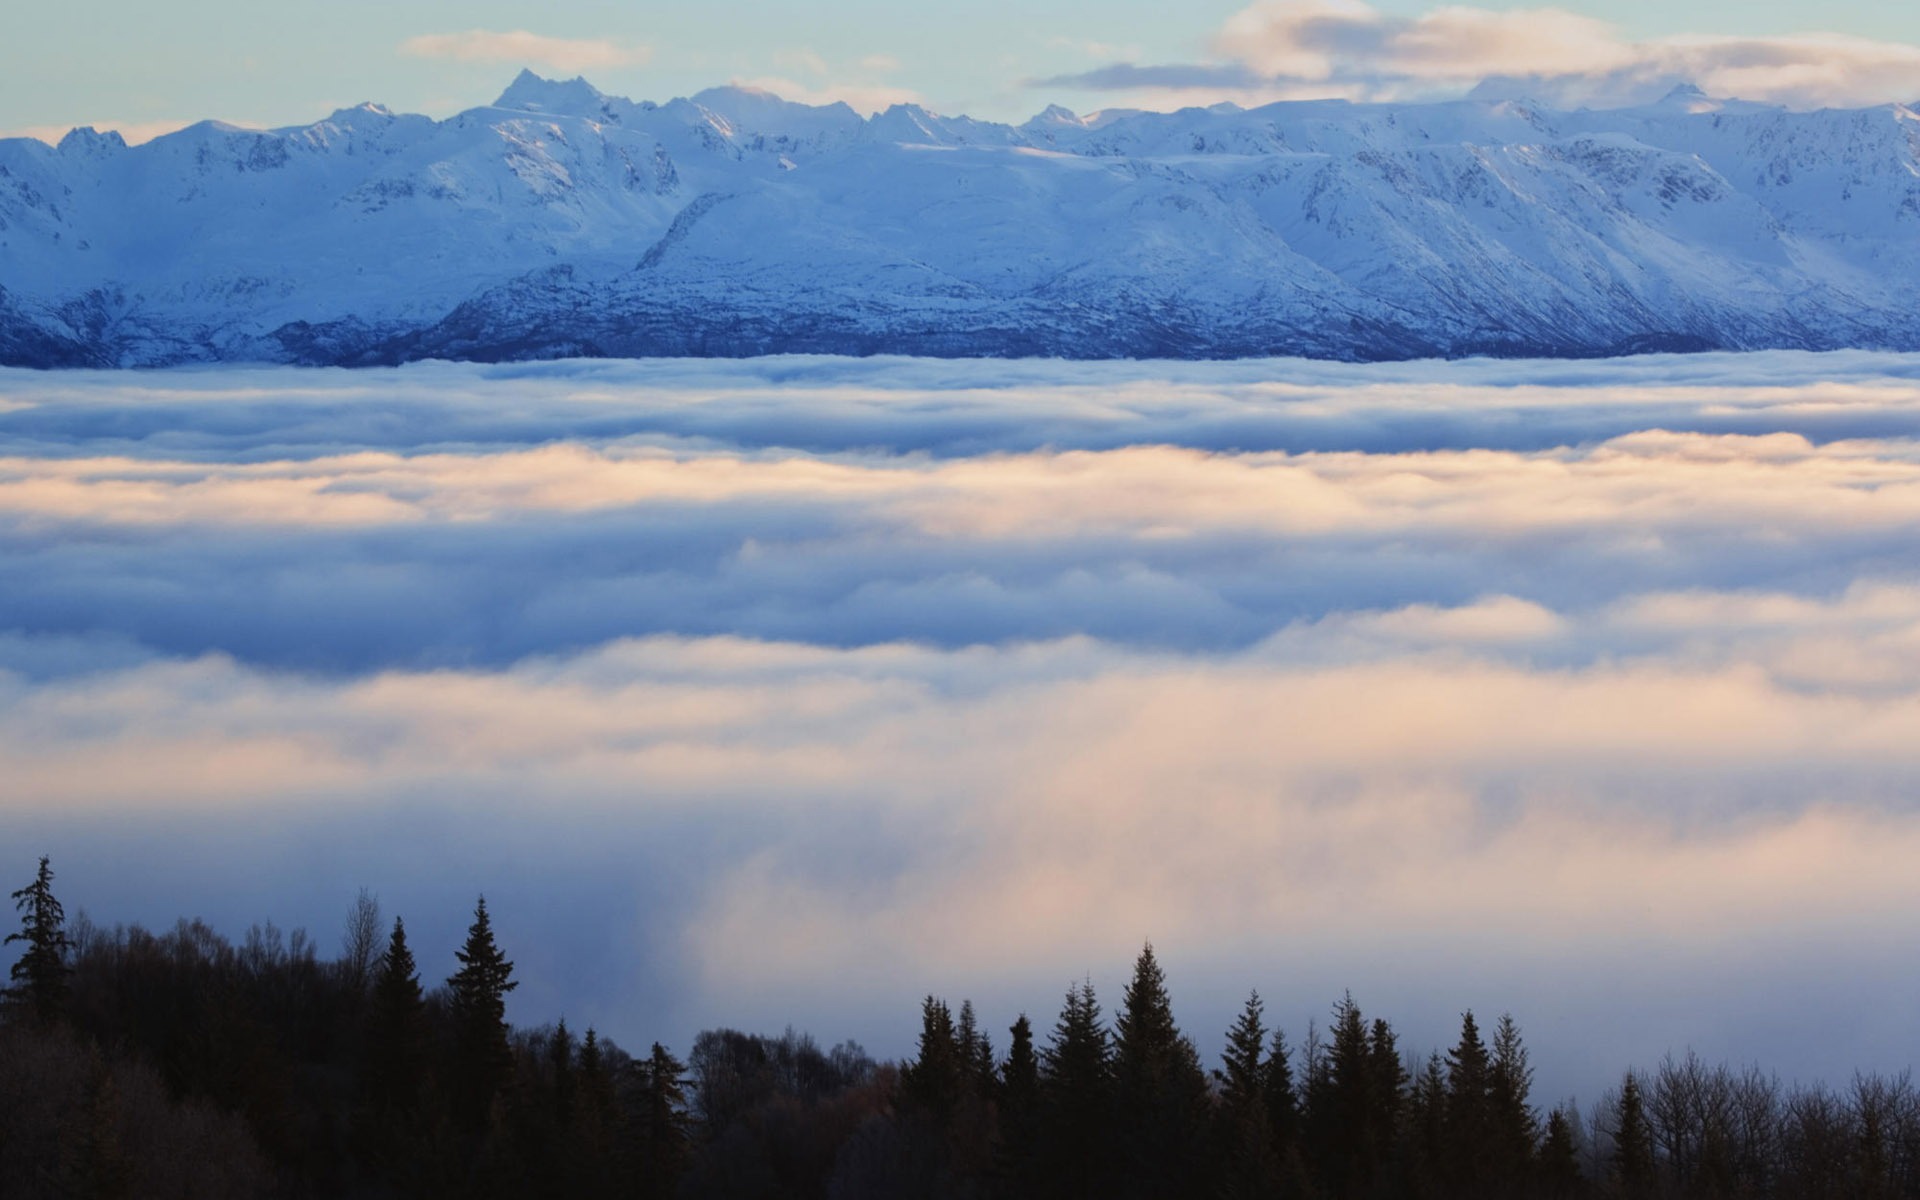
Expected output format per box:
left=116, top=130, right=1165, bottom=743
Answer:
left=1490, top=1012, right=1535, bottom=1111
left=1115, top=942, right=1182, bottom=1067
left=6, top=855, right=73, bottom=1024
left=1042, top=978, right=1110, bottom=1088
left=904, top=995, right=962, bottom=1115
left=1327, top=992, right=1372, bottom=1091
left=1220, top=989, right=1267, bottom=1112
left=1447, top=1009, right=1490, bottom=1098
left=1005, top=1013, right=1039, bottom=1098
left=956, top=998, right=995, bottom=1091
left=1614, top=1068, right=1656, bottom=1195
left=373, top=916, right=420, bottom=1000
left=364, top=914, right=429, bottom=1113
left=641, top=1040, right=695, bottom=1187
left=447, top=894, right=517, bottom=1020
left=444, top=894, right=518, bottom=1130
left=1262, top=1025, right=1299, bottom=1140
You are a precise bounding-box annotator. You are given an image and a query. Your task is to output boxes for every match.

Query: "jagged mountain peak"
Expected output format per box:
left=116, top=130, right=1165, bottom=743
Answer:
left=56, top=126, right=128, bottom=155
left=494, top=70, right=612, bottom=116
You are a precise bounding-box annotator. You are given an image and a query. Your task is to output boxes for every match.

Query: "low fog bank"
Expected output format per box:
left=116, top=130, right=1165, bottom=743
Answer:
left=4, top=353, right=1919, bottom=1103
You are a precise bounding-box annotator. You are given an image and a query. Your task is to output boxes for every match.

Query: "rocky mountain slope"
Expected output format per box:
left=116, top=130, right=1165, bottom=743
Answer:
left=2, top=72, right=1917, bottom=365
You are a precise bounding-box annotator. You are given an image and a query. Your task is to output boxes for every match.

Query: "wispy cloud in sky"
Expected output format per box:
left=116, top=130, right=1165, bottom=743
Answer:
left=399, top=30, right=655, bottom=73
left=1038, top=0, right=1920, bottom=110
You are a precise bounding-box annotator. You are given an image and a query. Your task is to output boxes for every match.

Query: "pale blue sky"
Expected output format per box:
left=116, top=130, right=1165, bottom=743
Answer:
left=3, top=1, right=1918, bottom=138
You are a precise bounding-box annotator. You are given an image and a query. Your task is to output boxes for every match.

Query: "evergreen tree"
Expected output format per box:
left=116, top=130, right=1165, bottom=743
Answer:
left=446, top=896, right=517, bottom=1133
left=1488, top=1013, right=1538, bottom=1196
left=1315, top=992, right=1389, bottom=1199
left=578, top=1027, right=616, bottom=1129
left=1444, top=1010, right=1495, bottom=1196
left=1000, top=1013, right=1042, bottom=1194
left=570, top=1027, right=620, bottom=1197
left=1368, top=1017, right=1411, bottom=1196
left=1220, top=990, right=1268, bottom=1115
left=1612, top=1071, right=1656, bottom=1200
left=956, top=997, right=996, bottom=1095
left=1112, top=942, right=1211, bottom=1199
left=1403, top=1053, right=1450, bottom=1199
left=1369, top=1017, right=1408, bottom=1127
left=1259, top=1021, right=1305, bottom=1190
left=1262, top=1026, right=1300, bottom=1170
left=945, top=997, right=1000, bottom=1183
left=5, top=855, right=72, bottom=1025
left=633, top=1041, right=692, bottom=1200
left=1539, top=1107, right=1583, bottom=1199
left=362, top=916, right=428, bottom=1116
left=550, top=1018, right=577, bottom=1130
left=1217, top=991, right=1280, bottom=1200
left=1039, top=979, right=1113, bottom=1200
left=903, top=995, right=962, bottom=1118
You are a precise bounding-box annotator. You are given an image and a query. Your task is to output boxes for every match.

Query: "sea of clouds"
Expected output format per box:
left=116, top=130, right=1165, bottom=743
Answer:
left=4, top=351, right=1920, bottom=1102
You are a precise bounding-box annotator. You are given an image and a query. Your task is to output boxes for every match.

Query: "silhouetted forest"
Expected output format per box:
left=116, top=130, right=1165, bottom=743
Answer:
left=4, top=856, right=1918, bottom=1198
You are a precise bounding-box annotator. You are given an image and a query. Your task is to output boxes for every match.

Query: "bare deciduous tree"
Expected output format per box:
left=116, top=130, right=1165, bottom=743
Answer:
left=339, top=887, right=381, bottom=994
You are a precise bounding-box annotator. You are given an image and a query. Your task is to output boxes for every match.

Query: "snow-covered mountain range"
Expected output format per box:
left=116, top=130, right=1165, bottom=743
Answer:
left=3, top=71, right=1918, bottom=366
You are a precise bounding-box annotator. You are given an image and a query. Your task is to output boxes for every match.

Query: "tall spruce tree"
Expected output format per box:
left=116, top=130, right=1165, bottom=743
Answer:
left=1368, top=1017, right=1410, bottom=1195
left=1112, top=942, right=1211, bottom=1199
left=446, top=895, right=517, bottom=1133
left=550, top=1018, right=577, bottom=1130
left=1262, top=1026, right=1300, bottom=1172
left=1404, top=1053, right=1450, bottom=1198
left=1040, top=979, right=1113, bottom=1200
left=1220, top=991, right=1268, bottom=1116
left=1613, top=1070, right=1656, bottom=1200
left=1259, top=1021, right=1305, bottom=1198
left=571, top=1026, right=620, bottom=1194
left=1368, top=1018, right=1408, bottom=1126
left=633, top=1042, right=692, bottom=1200
left=1217, top=991, right=1280, bottom=1200
left=1488, top=1013, right=1538, bottom=1196
left=1444, top=1009, right=1495, bottom=1196
left=1316, top=992, right=1389, bottom=1200
left=1000, top=1013, right=1043, bottom=1194
left=5, top=855, right=72, bottom=1025
left=363, top=916, right=428, bottom=1116
left=1539, top=1107, right=1583, bottom=1199
left=578, top=1028, right=616, bottom=1132
left=904, top=995, right=963, bottom=1118
left=956, top=998, right=995, bottom=1095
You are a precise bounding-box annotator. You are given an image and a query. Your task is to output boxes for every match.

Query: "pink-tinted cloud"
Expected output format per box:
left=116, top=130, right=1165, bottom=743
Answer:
left=1041, top=1, right=1920, bottom=110
left=400, top=30, right=653, bottom=73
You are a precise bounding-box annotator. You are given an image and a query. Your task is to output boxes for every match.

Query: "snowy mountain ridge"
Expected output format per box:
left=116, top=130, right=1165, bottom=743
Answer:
left=2, top=70, right=1918, bottom=366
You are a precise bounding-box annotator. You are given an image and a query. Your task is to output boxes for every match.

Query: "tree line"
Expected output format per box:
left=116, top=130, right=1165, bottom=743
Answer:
left=4, top=856, right=1918, bottom=1198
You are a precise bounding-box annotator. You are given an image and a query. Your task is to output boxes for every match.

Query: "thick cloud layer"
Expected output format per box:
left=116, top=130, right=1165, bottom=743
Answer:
left=3, top=354, right=1919, bottom=1101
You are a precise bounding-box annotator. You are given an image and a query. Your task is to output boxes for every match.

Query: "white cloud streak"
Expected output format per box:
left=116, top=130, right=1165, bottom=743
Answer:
left=400, top=30, right=654, bottom=73
left=1047, top=1, right=1920, bottom=110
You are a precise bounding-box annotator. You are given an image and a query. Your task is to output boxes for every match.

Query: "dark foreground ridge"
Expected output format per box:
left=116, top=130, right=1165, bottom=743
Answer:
left=3, top=74, right=1919, bottom=369
left=4, top=856, right=1915, bottom=1199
